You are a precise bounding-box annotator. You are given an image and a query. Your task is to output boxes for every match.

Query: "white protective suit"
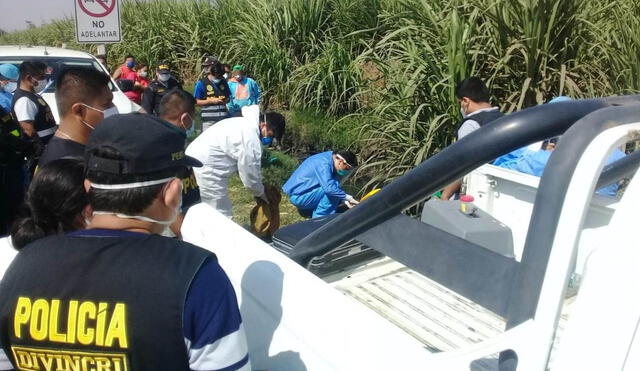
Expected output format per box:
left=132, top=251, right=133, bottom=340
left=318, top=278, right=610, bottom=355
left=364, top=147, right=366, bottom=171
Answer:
left=186, top=105, right=265, bottom=218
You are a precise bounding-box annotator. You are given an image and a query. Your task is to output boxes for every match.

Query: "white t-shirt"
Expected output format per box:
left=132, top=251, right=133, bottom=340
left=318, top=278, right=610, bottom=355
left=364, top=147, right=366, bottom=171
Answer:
left=457, top=107, right=501, bottom=139
left=13, top=96, right=38, bottom=122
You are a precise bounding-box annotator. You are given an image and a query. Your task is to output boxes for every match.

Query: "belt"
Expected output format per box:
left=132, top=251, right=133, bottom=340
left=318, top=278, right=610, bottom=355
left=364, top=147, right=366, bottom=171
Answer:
left=201, top=111, right=229, bottom=118
left=37, top=127, right=56, bottom=137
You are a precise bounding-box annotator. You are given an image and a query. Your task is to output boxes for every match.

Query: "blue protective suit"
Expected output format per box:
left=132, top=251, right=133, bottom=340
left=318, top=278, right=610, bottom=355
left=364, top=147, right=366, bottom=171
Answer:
left=494, top=147, right=625, bottom=196
left=0, top=91, right=12, bottom=112
left=283, top=151, right=347, bottom=218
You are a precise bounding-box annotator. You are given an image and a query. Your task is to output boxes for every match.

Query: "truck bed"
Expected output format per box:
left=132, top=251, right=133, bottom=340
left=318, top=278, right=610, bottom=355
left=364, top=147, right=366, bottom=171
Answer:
left=329, top=257, right=573, bottom=370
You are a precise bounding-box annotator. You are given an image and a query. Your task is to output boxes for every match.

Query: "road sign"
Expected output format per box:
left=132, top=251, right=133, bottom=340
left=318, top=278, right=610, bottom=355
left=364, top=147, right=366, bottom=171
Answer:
left=75, top=0, right=122, bottom=43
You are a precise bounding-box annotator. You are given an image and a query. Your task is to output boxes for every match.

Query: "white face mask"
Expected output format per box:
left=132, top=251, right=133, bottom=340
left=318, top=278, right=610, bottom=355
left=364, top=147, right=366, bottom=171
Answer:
left=158, top=73, right=171, bottom=83
left=223, top=73, right=229, bottom=79
left=33, top=78, right=48, bottom=94
left=179, top=113, right=196, bottom=137
left=460, top=107, right=467, bottom=118
left=92, top=211, right=178, bottom=226
left=139, top=71, right=148, bottom=78
left=91, top=178, right=183, bottom=230
left=82, top=104, right=118, bottom=130
left=4, top=81, right=17, bottom=93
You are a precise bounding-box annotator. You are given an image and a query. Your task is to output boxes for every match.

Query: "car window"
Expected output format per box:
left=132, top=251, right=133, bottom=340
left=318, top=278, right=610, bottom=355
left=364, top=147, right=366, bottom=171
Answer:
left=0, top=56, right=117, bottom=93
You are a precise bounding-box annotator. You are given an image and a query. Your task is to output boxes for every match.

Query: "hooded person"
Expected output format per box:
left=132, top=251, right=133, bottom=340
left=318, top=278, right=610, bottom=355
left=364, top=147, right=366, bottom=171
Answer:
left=0, top=64, right=19, bottom=112
left=282, top=150, right=359, bottom=218
left=0, top=113, right=250, bottom=370
left=185, top=105, right=285, bottom=218
left=226, top=65, right=261, bottom=117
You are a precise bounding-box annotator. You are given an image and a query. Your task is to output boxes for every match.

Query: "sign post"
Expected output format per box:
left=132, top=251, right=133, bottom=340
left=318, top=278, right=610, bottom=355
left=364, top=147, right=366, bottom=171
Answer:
left=74, top=0, right=122, bottom=44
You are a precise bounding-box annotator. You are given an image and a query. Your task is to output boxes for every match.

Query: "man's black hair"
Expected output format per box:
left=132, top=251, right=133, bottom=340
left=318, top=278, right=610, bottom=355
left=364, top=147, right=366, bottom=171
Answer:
left=211, top=62, right=224, bottom=77
left=336, top=150, right=358, bottom=167
left=455, top=76, right=490, bottom=103
left=158, top=88, right=196, bottom=121
left=264, top=111, right=286, bottom=141
left=56, top=67, right=111, bottom=117
left=18, top=60, right=47, bottom=82
left=124, top=54, right=135, bottom=60
left=87, top=145, right=184, bottom=215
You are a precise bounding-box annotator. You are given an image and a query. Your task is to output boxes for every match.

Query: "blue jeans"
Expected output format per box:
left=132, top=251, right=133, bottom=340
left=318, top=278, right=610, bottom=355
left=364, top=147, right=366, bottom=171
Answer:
left=289, top=188, right=341, bottom=218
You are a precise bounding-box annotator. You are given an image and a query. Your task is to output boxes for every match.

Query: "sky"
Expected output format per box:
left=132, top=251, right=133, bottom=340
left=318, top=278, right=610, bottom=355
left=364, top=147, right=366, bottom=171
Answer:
left=0, top=0, right=76, bottom=32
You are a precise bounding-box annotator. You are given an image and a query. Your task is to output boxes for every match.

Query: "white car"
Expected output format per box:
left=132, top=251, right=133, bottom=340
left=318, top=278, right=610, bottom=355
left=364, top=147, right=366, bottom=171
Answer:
left=0, top=45, right=140, bottom=122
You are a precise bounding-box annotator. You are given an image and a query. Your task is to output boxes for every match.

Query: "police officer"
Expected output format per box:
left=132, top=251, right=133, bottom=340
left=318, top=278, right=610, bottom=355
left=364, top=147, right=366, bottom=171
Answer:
left=0, top=105, right=29, bottom=236
left=0, top=113, right=250, bottom=370
left=141, top=61, right=182, bottom=115
left=194, top=57, right=230, bottom=132
left=12, top=60, right=57, bottom=175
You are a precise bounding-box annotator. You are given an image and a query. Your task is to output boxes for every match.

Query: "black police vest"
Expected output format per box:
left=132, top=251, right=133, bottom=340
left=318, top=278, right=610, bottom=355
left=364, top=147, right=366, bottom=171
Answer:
left=11, top=88, right=56, bottom=142
left=458, top=109, right=504, bottom=131
left=0, top=232, right=211, bottom=371
left=199, top=77, right=229, bottom=123
left=0, top=106, right=27, bottom=165
left=147, top=78, right=181, bottom=115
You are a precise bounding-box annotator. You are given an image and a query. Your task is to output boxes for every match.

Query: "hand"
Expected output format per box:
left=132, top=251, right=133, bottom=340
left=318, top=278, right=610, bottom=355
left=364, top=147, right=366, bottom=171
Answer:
left=345, top=195, right=360, bottom=205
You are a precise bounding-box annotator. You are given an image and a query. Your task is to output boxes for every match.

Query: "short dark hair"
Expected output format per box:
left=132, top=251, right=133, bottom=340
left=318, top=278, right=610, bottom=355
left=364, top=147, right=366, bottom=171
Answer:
left=158, top=88, right=196, bottom=121
left=18, top=60, right=47, bottom=82
left=11, top=158, right=87, bottom=249
left=336, top=150, right=358, bottom=167
left=87, top=145, right=183, bottom=215
left=455, top=76, right=490, bottom=103
left=264, top=111, right=286, bottom=141
left=124, top=54, right=135, bottom=60
left=56, top=67, right=111, bottom=117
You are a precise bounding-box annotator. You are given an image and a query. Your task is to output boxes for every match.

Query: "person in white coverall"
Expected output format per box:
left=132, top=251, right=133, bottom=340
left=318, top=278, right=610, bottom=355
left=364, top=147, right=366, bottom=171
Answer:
left=185, top=105, right=286, bottom=217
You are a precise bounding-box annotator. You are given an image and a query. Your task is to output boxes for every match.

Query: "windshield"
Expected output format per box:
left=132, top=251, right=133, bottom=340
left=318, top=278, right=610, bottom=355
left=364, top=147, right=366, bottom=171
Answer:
left=0, top=56, right=117, bottom=93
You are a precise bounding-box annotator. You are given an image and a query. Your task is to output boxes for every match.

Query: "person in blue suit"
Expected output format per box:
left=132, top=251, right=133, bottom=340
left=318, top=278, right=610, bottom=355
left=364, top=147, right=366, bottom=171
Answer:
left=0, top=64, right=19, bottom=112
left=493, top=96, right=626, bottom=197
left=283, top=151, right=359, bottom=218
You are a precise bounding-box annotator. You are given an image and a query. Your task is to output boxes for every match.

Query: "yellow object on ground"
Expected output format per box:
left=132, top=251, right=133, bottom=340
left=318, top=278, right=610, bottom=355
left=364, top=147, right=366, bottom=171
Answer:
left=360, top=188, right=381, bottom=202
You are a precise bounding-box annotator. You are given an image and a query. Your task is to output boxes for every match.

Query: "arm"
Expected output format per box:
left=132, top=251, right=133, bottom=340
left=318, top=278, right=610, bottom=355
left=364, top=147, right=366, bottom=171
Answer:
left=313, top=164, right=346, bottom=200
left=252, top=80, right=261, bottom=104
left=13, top=97, right=38, bottom=138
left=236, top=134, right=265, bottom=197
left=457, top=119, right=480, bottom=139
left=112, top=66, right=122, bottom=80
left=184, top=258, right=251, bottom=371
left=440, top=179, right=462, bottom=200
left=140, top=87, right=154, bottom=114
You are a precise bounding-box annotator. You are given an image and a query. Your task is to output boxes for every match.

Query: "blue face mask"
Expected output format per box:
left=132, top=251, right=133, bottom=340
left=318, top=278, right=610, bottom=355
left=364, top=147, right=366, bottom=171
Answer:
left=126, top=61, right=135, bottom=68
left=337, top=169, right=349, bottom=177
left=261, top=136, right=273, bottom=146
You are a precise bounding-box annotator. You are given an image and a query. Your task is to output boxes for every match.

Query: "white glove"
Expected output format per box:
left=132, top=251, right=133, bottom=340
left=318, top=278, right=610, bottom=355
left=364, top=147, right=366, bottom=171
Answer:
left=344, top=195, right=359, bottom=208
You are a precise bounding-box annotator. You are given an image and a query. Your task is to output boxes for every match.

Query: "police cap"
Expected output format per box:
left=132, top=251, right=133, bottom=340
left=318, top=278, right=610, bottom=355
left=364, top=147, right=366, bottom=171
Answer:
left=86, top=113, right=201, bottom=180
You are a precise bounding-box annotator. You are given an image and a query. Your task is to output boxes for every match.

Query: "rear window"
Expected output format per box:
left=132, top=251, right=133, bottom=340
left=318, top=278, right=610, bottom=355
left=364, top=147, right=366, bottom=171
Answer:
left=0, top=56, right=116, bottom=93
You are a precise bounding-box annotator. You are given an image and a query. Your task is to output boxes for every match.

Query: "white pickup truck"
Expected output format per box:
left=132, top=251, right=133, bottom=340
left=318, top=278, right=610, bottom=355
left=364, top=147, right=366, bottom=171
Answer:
left=0, top=45, right=139, bottom=122
left=181, top=96, right=640, bottom=371
left=1, top=96, right=638, bottom=370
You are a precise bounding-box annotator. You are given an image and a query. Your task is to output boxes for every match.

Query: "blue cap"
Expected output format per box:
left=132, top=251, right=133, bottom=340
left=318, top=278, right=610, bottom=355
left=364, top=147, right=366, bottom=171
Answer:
left=548, top=96, right=572, bottom=104
left=0, top=64, right=19, bottom=81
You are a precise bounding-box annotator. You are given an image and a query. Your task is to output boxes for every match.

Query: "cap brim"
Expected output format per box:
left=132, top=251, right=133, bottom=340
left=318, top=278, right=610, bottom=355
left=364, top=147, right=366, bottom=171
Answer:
left=158, top=69, right=170, bottom=73
left=182, top=155, right=203, bottom=168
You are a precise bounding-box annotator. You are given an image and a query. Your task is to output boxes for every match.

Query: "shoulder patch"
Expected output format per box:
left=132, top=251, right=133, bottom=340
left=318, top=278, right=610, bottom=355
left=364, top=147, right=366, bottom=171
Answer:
left=206, top=85, right=213, bottom=92
left=37, top=98, right=46, bottom=106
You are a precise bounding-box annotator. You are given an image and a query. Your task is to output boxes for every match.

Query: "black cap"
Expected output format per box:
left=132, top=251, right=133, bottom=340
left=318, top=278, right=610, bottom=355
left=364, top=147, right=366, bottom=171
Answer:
left=202, top=55, right=219, bottom=66
left=157, top=61, right=171, bottom=73
left=86, top=113, right=201, bottom=180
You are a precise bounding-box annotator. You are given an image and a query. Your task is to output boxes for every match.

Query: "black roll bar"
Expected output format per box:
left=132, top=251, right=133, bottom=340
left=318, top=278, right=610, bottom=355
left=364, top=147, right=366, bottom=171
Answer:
left=291, top=95, right=640, bottom=265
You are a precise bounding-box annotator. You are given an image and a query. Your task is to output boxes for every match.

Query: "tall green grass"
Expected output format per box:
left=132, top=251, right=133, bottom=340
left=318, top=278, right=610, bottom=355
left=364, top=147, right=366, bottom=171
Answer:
left=2, top=0, right=638, bottom=190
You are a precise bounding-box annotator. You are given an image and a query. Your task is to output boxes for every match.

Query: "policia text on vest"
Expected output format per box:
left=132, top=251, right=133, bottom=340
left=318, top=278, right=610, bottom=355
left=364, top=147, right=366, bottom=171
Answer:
left=10, top=297, right=128, bottom=371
